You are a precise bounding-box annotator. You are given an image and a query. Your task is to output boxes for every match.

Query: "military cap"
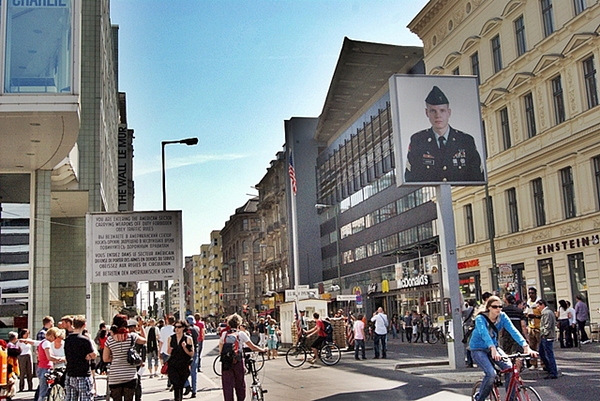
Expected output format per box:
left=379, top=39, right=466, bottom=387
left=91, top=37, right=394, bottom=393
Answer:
left=425, top=85, right=449, bottom=105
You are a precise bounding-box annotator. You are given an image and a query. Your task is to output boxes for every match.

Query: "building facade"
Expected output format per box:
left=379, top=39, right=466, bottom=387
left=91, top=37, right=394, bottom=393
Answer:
left=221, top=199, right=263, bottom=318
left=0, top=0, right=123, bottom=332
left=410, top=0, right=600, bottom=311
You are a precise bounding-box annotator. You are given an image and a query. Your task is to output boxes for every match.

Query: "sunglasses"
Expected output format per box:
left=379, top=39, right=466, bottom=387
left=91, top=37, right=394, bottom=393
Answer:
left=174, top=325, right=184, bottom=329
left=489, top=305, right=502, bottom=309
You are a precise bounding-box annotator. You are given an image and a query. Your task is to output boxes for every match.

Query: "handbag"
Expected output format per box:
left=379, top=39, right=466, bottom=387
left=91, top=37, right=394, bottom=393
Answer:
left=127, top=336, right=143, bottom=365
left=160, top=361, right=168, bottom=375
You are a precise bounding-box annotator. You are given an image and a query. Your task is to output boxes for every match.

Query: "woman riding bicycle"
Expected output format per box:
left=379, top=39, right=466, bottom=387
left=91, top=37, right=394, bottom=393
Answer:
left=470, top=295, right=538, bottom=401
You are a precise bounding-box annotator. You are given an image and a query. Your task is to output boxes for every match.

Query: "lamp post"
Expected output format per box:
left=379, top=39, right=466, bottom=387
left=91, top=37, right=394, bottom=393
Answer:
left=161, top=137, right=198, bottom=315
left=315, top=203, right=341, bottom=291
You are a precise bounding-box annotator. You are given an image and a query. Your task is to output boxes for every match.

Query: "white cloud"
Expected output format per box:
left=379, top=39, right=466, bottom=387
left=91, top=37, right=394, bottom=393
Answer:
left=134, top=153, right=247, bottom=177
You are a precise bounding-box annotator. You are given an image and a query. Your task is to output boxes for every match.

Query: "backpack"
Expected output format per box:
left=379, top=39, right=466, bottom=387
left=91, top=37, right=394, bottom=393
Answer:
left=187, top=325, right=199, bottom=350
left=220, top=330, right=241, bottom=371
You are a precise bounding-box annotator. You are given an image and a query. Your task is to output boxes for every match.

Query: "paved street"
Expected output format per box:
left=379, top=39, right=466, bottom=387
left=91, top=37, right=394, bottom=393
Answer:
left=13, top=333, right=600, bottom=401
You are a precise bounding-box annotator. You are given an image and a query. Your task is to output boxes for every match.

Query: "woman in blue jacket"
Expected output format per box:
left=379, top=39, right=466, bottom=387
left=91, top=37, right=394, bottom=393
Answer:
left=470, top=296, right=538, bottom=401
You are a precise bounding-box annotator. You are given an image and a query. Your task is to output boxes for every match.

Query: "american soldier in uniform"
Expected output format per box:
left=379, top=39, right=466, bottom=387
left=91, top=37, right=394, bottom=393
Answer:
left=404, top=85, right=485, bottom=183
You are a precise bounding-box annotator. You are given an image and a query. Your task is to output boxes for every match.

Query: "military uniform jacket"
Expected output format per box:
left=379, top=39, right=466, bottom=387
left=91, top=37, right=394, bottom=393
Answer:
left=404, top=126, right=484, bottom=183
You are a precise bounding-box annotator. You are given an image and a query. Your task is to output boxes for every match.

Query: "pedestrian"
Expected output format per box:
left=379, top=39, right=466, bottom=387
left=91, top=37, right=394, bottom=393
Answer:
left=566, top=301, right=577, bottom=347
left=575, top=294, right=591, bottom=344
left=256, top=318, right=266, bottom=348
left=537, top=299, right=559, bottom=379
left=183, top=315, right=199, bottom=398
left=158, top=316, right=175, bottom=387
left=404, top=85, right=485, bottom=183
left=144, top=318, right=160, bottom=378
left=411, top=311, right=421, bottom=343
left=391, top=314, right=399, bottom=339
left=167, top=320, right=194, bottom=401
left=371, top=307, right=388, bottom=359
left=500, top=293, right=528, bottom=370
left=37, top=315, right=54, bottom=341
left=353, top=314, right=366, bottom=360
left=17, top=329, right=34, bottom=392
left=421, top=311, right=432, bottom=343
left=37, top=327, right=66, bottom=401
left=403, top=311, right=412, bottom=343
left=462, top=300, right=476, bottom=367
left=469, top=296, right=537, bottom=401
left=103, top=314, right=147, bottom=401
left=219, top=314, right=266, bottom=401
left=265, top=319, right=279, bottom=360
left=61, top=315, right=74, bottom=335
left=557, top=300, right=572, bottom=348
left=94, top=323, right=109, bottom=375
left=193, top=313, right=205, bottom=372
left=525, top=287, right=541, bottom=368
left=127, top=319, right=146, bottom=401
left=64, top=315, right=97, bottom=401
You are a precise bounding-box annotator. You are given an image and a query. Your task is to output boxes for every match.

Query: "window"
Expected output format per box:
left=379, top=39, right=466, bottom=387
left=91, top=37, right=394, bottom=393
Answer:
left=491, top=35, right=503, bottom=73
left=499, top=107, right=511, bottom=150
left=453, top=67, right=460, bottom=75
left=594, top=156, right=600, bottom=210
left=523, top=92, right=536, bottom=138
left=532, top=178, right=546, bottom=226
left=507, top=188, right=519, bottom=233
left=465, top=204, right=475, bottom=244
left=541, top=0, right=555, bottom=37
left=573, top=0, right=586, bottom=16
left=514, top=16, right=527, bottom=56
left=242, top=240, right=248, bottom=254
left=243, top=260, right=249, bottom=276
left=538, top=258, right=557, bottom=310
left=568, top=253, right=587, bottom=304
left=4, top=1, right=73, bottom=94
left=471, top=52, right=481, bottom=85
left=552, top=76, right=566, bottom=124
left=560, top=166, right=576, bottom=219
left=484, top=196, right=495, bottom=239
left=583, top=56, right=599, bottom=109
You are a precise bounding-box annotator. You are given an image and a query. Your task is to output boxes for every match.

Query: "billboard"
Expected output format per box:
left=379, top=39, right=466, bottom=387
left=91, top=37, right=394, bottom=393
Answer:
left=86, top=211, right=182, bottom=283
left=389, top=75, right=487, bottom=186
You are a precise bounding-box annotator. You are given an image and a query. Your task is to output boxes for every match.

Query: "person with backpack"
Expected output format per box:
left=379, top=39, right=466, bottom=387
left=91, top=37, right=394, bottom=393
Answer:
left=469, top=296, right=537, bottom=401
left=219, top=314, right=265, bottom=401
left=303, top=312, right=328, bottom=364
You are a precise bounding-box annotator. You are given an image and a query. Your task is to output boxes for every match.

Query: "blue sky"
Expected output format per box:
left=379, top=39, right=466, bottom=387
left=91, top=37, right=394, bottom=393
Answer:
left=110, top=0, right=428, bottom=256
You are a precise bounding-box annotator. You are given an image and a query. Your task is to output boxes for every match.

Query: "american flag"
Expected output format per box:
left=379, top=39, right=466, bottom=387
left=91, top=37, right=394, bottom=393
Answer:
left=294, top=301, right=302, bottom=339
left=289, top=153, right=297, bottom=195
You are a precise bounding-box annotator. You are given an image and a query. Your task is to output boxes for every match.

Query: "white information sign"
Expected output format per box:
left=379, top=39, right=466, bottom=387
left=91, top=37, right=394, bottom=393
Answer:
left=285, top=288, right=319, bottom=302
left=86, top=211, right=182, bottom=283
left=336, top=295, right=357, bottom=301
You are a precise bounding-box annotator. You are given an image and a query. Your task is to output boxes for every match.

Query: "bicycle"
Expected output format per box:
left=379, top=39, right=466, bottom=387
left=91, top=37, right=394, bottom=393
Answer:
left=428, top=325, right=447, bottom=344
left=471, top=353, right=542, bottom=401
left=245, top=352, right=267, bottom=401
left=45, top=366, right=66, bottom=401
left=285, top=334, right=341, bottom=367
left=213, top=348, right=265, bottom=377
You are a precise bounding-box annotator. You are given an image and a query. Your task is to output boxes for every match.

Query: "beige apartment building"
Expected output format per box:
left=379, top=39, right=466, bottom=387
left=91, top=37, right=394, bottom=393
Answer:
left=410, top=0, right=600, bottom=312
left=192, top=231, right=223, bottom=317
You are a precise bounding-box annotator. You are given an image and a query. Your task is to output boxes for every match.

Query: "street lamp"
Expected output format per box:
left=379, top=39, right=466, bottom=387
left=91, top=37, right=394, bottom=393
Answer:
left=315, top=203, right=341, bottom=292
left=161, top=137, right=198, bottom=315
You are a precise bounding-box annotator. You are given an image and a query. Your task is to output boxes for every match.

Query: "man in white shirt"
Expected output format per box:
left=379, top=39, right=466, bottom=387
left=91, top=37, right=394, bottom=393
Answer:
left=371, top=307, right=389, bottom=359
left=158, top=316, right=174, bottom=388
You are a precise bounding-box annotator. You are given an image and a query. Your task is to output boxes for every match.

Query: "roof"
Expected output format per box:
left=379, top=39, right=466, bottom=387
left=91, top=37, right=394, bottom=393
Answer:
left=315, top=37, right=423, bottom=143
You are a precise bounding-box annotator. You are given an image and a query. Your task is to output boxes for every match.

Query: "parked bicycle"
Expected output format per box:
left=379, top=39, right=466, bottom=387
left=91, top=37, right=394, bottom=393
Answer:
left=471, top=353, right=542, bottom=401
left=45, top=366, right=66, bottom=401
left=213, top=348, right=266, bottom=377
left=285, top=334, right=341, bottom=367
left=428, top=325, right=446, bottom=344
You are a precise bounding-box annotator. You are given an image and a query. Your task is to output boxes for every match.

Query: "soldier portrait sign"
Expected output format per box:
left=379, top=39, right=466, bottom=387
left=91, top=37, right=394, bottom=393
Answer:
left=389, top=75, right=487, bottom=186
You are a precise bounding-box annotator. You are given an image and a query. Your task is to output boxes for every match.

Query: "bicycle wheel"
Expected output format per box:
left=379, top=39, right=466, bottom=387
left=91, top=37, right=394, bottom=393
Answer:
left=319, top=343, right=341, bottom=366
left=517, top=385, right=542, bottom=401
left=213, top=354, right=222, bottom=376
left=47, top=385, right=65, bottom=401
left=285, top=345, right=307, bottom=368
left=251, top=384, right=264, bottom=401
left=247, top=350, right=265, bottom=372
left=429, top=330, right=439, bottom=344
left=471, top=381, right=499, bottom=401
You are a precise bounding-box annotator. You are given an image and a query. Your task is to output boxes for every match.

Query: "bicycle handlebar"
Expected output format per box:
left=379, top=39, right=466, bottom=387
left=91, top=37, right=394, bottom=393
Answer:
left=502, top=352, right=534, bottom=361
